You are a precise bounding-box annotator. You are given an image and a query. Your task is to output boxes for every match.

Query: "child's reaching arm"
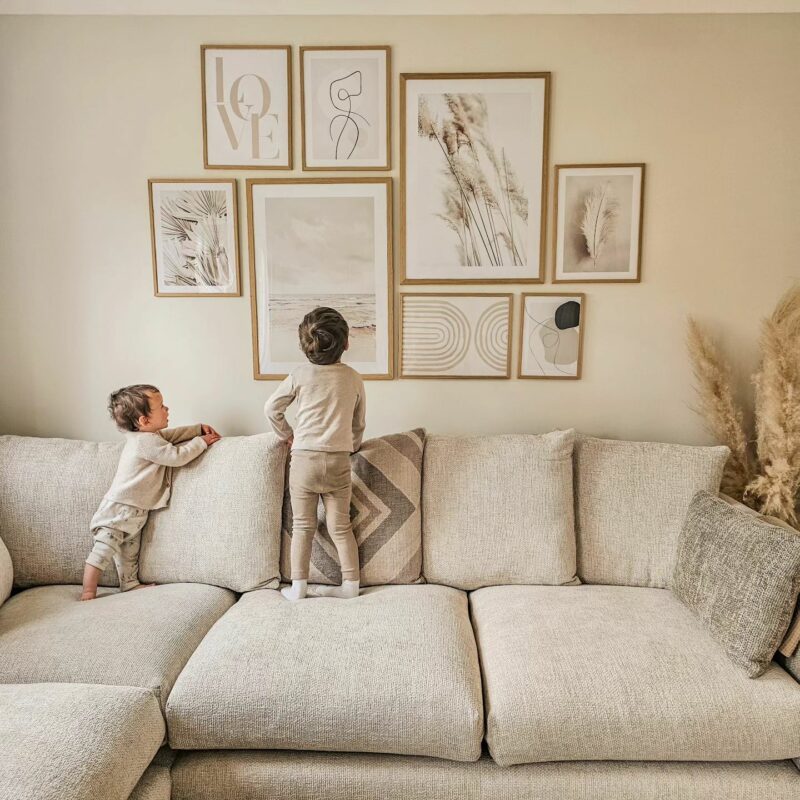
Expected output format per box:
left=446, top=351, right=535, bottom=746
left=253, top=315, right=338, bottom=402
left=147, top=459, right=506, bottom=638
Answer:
left=264, top=375, right=296, bottom=443
left=352, top=387, right=366, bottom=452
left=137, top=433, right=211, bottom=467
left=159, top=424, right=203, bottom=444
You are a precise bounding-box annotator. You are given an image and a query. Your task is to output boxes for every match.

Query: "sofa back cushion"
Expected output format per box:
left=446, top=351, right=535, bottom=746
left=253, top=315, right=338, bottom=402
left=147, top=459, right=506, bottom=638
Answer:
left=280, top=429, right=425, bottom=586
left=0, top=435, right=122, bottom=587
left=575, top=436, right=729, bottom=587
left=140, top=434, right=285, bottom=592
left=422, top=430, right=577, bottom=590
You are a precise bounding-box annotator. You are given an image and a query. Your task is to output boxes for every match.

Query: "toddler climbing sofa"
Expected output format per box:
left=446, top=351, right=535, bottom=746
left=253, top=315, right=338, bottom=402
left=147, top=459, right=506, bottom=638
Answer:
left=0, top=429, right=799, bottom=800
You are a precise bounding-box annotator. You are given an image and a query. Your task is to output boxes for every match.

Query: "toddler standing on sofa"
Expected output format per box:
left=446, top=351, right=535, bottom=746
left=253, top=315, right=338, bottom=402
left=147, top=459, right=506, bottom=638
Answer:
left=265, top=307, right=365, bottom=602
left=80, top=384, right=221, bottom=601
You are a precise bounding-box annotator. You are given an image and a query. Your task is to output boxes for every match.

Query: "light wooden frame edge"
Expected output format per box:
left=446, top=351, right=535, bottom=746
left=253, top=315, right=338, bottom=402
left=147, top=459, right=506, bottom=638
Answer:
left=551, top=163, right=645, bottom=284
left=200, top=44, right=294, bottom=171
left=517, top=291, right=586, bottom=379
left=398, top=291, right=514, bottom=380
left=246, top=176, right=394, bottom=382
left=399, top=71, right=550, bottom=286
left=299, top=45, right=392, bottom=173
left=148, top=178, right=241, bottom=298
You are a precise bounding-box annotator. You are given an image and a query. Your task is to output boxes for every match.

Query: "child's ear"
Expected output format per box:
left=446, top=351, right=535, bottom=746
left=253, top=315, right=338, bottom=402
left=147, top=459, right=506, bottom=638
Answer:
left=137, top=414, right=150, bottom=430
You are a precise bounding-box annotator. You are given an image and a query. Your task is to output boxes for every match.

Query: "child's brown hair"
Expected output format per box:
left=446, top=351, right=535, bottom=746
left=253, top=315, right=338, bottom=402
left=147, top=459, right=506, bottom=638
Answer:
left=108, top=384, right=159, bottom=431
left=298, top=307, right=349, bottom=365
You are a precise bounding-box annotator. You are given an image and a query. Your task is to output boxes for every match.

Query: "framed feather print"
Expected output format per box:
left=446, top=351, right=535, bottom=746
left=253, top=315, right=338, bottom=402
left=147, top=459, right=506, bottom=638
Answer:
left=553, top=164, right=645, bottom=283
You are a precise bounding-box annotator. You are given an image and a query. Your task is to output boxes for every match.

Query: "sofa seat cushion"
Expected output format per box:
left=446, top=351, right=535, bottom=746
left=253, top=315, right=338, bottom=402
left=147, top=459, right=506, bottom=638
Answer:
left=470, top=585, right=800, bottom=766
left=0, top=583, right=235, bottom=707
left=166, top=585, right=484, bottom=761
left=0, top=682, right=164, bottom=800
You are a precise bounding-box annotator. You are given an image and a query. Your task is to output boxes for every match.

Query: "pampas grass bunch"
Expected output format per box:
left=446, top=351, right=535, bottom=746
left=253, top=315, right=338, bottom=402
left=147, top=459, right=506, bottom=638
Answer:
left=687, top=286, right=800, bottom=528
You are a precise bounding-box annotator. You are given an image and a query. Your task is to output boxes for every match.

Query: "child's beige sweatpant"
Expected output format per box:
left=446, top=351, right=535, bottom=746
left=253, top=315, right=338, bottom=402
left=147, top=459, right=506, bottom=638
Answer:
left=289, top=450, right=360, bottom=582
left=86, top=499, right=149, bottom=591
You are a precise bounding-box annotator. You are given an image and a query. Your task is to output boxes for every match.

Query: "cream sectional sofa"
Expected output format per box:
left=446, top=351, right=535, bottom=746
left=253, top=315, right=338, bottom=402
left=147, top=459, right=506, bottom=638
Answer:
left=0, top=430, right=799, bottom=800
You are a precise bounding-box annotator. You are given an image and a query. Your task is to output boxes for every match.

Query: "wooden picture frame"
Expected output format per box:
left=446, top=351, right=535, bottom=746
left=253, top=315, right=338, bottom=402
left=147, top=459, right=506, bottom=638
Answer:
left=247, top=177, right=393, bottom=380
left=552, top=163, right=645, bottom=283
left=517, top=292, right=585, bottom=379
left=201, top=45, right=292, bottom=170
left=398, top=292, right=513, bottom=379
left=300, top=45, right=391, bottom=171
left=148, top=178, right=240, bottom=298
left=400, top=72, right=550, bottom=285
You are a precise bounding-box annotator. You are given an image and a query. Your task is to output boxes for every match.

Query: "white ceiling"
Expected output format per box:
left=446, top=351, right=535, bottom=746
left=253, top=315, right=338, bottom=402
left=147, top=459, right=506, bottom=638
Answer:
left=1, top=0, right=799, bottom=13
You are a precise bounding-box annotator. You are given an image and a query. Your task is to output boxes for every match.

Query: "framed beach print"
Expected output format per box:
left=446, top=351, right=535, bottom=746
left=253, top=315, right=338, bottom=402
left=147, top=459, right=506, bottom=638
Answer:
left=518, top=293, right=585, bottom=379
left=400, top=72, right=550, bottom=284
left=399, top=293, right=512, bottom=379
left=201, top=45, right=292, bottom=169
left=148, top=179, right=240, bottom=297
left=553, top=164, right=645, bottom=283
left=247, top=178, right=393, bottom=380
left=300, top=46, right=390, bottom=171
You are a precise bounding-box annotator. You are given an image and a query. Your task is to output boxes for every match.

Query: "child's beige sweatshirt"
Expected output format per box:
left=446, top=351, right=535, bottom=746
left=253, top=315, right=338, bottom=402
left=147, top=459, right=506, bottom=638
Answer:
left=103, top=425, right=207, bottom=510
left=264, top=363, right=366, bottom=453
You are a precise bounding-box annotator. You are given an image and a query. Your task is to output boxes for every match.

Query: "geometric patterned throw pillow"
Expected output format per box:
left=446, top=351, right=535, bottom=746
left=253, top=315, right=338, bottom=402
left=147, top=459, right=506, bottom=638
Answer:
left=280, top=429, right=426, bottom=586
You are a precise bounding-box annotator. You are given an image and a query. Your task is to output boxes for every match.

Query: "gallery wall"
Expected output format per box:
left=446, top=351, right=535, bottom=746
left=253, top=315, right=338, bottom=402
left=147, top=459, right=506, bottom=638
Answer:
left=0, top=12, right=798, bottom=443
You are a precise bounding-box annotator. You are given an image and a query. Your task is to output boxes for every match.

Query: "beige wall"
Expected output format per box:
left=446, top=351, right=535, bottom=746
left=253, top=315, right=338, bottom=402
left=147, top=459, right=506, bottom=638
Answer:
left=0, top=13, right=797, bottom=444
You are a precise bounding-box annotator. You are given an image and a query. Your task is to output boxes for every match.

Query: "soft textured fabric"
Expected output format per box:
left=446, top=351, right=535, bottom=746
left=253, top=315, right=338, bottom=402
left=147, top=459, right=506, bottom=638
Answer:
left=673, top=490, right=800, bottom=677
left=288, top=450, right=359, bottom=581
left=104, top=426, right=207, bottom=510
left=128, top=763, right=171, bottom=800
left=0, top=534, right=12, bottom=606
left=422, top=431, right=577, bottom=590
left=0, top=435, right=123, bottom=587
left=139, top=434, right=285, bottom=592
left=86, top=499, right=150, bottom=590
left=470, top=584, right=800, bottom=766
left=0, top=583, right=235, bottom=708
left=166, top=585, right=483, bottom=760
left=574, top=435, right=729, bottom=587
left=280, top=429, right=425, bottom=586
left=171, top=751, right=800, bottom=800
left=0, top=682, right=164, bottom=800
left=779, top=648, right=800, bottom=685
left=265, top=362, right=366, bottom=452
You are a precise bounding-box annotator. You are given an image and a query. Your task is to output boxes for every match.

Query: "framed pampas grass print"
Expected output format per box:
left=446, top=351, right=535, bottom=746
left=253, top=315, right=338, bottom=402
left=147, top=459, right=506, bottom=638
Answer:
left=553, top=164, right=644, bottom=283
left=518, top=293, right=585, bottom=379
left=300, top=46, right=390, bottom=170
left=247, top=178, right=393, bottom=381
left=148, top=179, right=240, bottom=297
left=399, top=293, right=512, bottom=379
left=400, top=73, right=550, bottom=284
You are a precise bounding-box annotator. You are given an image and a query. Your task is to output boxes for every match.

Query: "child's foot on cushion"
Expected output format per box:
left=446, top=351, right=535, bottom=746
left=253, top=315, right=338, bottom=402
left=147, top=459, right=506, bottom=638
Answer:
left=79, top=590, right=97, bottom=601
left=309, top=580, right=360, bottom=599
left=281, top=579, right=308, bottom=602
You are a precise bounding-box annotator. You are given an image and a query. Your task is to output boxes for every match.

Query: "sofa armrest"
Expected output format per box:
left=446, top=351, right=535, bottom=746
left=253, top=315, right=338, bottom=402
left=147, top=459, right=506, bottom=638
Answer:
left=0, top=534, right=12, bottom=607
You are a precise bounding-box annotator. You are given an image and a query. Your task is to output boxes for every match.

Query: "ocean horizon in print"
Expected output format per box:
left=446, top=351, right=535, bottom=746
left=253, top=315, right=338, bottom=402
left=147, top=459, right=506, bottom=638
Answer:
left=268, top=292, right=376, bottom=363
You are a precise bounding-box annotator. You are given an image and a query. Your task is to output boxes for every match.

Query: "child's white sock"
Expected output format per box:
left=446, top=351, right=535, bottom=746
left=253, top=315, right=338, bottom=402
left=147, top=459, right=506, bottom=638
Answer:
left=281, top=579, right=308, bottom=602
left=309, top=579, right=360, bottom=599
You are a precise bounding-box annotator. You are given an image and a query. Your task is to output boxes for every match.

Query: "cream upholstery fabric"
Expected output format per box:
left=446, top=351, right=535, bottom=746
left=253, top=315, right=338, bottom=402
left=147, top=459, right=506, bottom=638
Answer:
left=574, top=436, right=728, bottom=586
left=167, top=585, right=483, bottom=761
left=422, top=431, right=577, bottom=589
left=0, top=435, right=122, bottom=587
left=0, top=682, right=163, bottom=800
left=0, top=583, right=235, bottom=707
left=0, top=534, right=12, bottom=606
left=128, top=764, right=171, bottom=800
left=140, top=434, right=286, bottom=592
left=171, top=751, right=800, bottom=800
left=470, top=585, right=800, bottom=766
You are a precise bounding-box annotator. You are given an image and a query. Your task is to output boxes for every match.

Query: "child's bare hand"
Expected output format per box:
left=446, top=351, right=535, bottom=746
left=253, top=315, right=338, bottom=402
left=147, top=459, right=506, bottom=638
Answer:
left=201, top=424, right=221, bottom=438
left=286, top=436, right=294, bottom=448
left=202, top=432, right=221, bottom=446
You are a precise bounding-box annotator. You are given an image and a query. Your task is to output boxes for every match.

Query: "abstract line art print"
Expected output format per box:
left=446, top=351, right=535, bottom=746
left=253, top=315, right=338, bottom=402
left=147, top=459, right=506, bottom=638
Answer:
left=301, top=47, right=390, bottom=170
left=201, top=45, right=292, bottom=169
left=553, top=164, right=644, bottom=283
left=148, top=179, right=240, bottom=297
left=247, top=178, right=393, bottom=380
left=401, top=73, right=549, bottom=283
left=518, top=293, right=585, bottom=379
left=400, top=293, right=512, bottom=379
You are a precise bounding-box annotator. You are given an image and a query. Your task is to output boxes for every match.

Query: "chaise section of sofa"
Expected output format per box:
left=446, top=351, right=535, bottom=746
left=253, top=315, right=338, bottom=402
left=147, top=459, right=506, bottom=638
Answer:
left=166, top=584, right=484, bottom=761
